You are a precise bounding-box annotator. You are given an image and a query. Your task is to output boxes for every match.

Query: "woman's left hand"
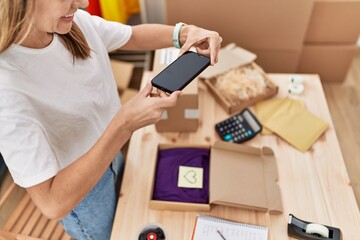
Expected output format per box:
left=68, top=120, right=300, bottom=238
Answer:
left=178, top=25, right=223, bottom=65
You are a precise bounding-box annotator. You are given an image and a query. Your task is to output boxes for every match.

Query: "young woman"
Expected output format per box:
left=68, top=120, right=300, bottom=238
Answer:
left=0, top=0, right=222, bottom=239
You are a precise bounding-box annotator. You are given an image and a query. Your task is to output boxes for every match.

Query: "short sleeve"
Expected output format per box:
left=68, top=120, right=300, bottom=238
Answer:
left=0, top=92, right=59, bottom=188
left=74, top=10, right=132, bottom=52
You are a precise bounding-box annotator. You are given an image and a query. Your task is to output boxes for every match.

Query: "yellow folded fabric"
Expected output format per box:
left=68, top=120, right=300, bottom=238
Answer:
left=99, top=0, right=140, bottom=23
left=262, top=98, right=328, bottom=152
left=125, top=0, right=140, bottom=16
left=99, top=0, right=127, bottom=23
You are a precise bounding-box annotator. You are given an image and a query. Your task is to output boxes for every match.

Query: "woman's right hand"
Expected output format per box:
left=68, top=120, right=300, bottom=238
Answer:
left=115, top=82, right=181, bottom=134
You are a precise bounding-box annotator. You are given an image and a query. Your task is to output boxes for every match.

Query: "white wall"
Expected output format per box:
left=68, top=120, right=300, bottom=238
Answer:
left=140, top=0, right=166, bottom=23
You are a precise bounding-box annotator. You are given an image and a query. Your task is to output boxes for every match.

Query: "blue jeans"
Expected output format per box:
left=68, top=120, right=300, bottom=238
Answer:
left=60, top=152, right=125, bottom=240
left=0, top=153, right=6, bottom=184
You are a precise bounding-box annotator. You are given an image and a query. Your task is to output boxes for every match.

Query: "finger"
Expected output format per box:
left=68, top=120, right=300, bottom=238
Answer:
left=215, top=37, right=223, bottom=63
left=194, top=37, right=212, bottom=57
left=156, top=88, right=169, bottom=98
left=196, top=47, right=211, bottom=56
left=193, top=36, right=208, bottom=49
left=179, top=34, right=207, bottom=56
left=171, top=90, right=182, bottom=98
left=140, top=82, right=153, bottom=97
left=160, top=91, right=181, bottom=108
left=209, top=35, right=222, bottom=65
left=149, top=93, right=160, bottom=98
left=178, top=41, right=192, bottom=57
left=196, top=41, right=210, bottom=51
left=195, top=33, right=221, bottom=65
left=167, top=90, right=181, bottom=106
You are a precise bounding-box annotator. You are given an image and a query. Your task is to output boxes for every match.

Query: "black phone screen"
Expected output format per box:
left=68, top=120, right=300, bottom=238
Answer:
left=151, top=51, right=210, bottom=93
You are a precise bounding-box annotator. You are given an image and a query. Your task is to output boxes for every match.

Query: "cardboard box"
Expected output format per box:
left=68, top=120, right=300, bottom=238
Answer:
left=110, top=59, right=134, bottom=91
left=165, top=0, right=313, bottom=51
left=200, top=45, right=278, bottom=114
left=149, top=141, right=283, bottom=213
left=248, top=48, right=302, bottom=73
left=119, top=88, right=138, bottom=103
left=305, top=1, right=360, bottom=44
left=152, top=48, right=200, bottom=132
left=298, top=44, right=357, bottom=82
left=155, top=79, right=199, bottom=132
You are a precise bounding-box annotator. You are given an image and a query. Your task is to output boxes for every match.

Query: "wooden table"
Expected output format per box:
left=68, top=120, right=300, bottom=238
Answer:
left=111, top=73, right=360, bottom=239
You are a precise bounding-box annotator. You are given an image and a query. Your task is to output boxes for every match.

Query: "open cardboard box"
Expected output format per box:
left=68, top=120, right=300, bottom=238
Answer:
left=149, top=141, right=283, bottom=213
left=200, top=44, right=278, bottom=114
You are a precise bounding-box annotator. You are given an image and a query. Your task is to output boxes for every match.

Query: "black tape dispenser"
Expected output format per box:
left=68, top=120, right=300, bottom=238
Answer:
left=288, top=214, right=341, bottom=240
left=138, top=224, right=166, bottom=240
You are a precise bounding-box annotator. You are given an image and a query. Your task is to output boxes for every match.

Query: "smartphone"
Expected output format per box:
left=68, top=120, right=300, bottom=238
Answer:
left=151, top=51, right=210, bottom=93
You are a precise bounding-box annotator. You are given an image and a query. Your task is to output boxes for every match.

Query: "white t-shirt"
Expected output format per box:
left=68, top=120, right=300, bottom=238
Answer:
left=0, top=10, right=132, bottom=188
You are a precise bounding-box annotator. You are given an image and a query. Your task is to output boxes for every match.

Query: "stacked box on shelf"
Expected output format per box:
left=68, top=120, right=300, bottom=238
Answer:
left=298, top=0, right=360, bottom=82
left=165, top=0, right=314, bottom=73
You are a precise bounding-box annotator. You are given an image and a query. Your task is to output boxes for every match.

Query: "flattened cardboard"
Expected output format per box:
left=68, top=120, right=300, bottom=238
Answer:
left=305, top=1, right=360, bottom=43
left=200, top=44, right=257, bottom=79
left=149, top=142, right=283, bottom=213
left=210, top=141, right=282, bottom=213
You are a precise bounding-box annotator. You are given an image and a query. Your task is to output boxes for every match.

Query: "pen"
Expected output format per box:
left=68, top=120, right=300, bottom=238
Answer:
left=216, top=230, right=227, bottom=240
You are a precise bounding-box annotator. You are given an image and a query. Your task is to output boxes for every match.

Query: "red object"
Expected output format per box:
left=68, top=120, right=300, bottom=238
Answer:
left=147, top=233, right=157, bottom=240
left=87, top=0, right=102, bottom=16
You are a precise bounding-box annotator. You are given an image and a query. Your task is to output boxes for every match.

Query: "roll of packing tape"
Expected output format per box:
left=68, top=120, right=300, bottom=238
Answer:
left=289, top=75, right=304, bottom=84
left=288, top=83, right=304, bottom=95
left=305, top=223, right=330, bottom=238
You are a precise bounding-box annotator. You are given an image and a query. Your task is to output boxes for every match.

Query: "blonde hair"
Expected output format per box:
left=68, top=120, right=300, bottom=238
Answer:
left=0, top=0, right=91, bottom=60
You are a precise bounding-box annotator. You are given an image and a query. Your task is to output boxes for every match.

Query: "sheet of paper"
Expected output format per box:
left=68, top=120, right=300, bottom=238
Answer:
left=192, top=214, right=268, bottom=240
left=178, top=166, right=203, bottom=189
left=160, top=48, right=180, bottom=65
